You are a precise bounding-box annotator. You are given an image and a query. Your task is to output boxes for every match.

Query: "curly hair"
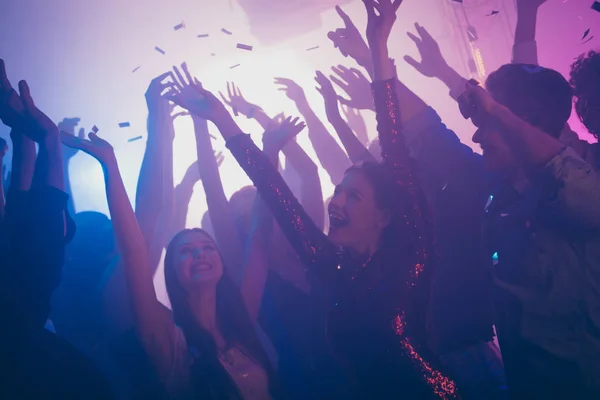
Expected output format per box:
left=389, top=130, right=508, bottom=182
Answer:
left=570, top=51, right=600, bottom=139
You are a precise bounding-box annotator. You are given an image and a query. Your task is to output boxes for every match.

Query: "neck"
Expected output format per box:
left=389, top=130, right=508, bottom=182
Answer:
left=188, top=285, right=221, bottom=342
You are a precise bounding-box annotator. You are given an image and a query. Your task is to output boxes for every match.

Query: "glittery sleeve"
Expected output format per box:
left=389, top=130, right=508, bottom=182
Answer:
left=372, top=80, right=458, bottom=399
left=226, top=134, right=338, bottom=277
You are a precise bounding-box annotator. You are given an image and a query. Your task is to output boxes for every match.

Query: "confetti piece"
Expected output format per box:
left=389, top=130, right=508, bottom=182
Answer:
left=92, top=126, right=99, bottom=134
left=487, top=10, right=499, bottom=16
left=210, top=134, right=217, bottom=140
left=221, top=28, right=232, bottom=35
left=593, top=1, right=600, bottom=12
left=128, top=136, right=143, bottom=143
left=582, top=28, right=591, bottom=40
left=132, top=66, right=141, bottom=73
left=582, top=36, right=595, bottom=44
left=155, top=46, right=166, bottom=55
left=236, top=43, right=253, bottom=51
left=230, top=64, right=241, bottom=69
left=197, top=33, right=210, bottom=38
left=210, top=53, right=216, bottom=56
left=119, top=122, right=131, bottom=128
left=452, top=0, right=463, bottom=3
left=306, top=46, right=320, bottom=51
left=467, top=26, right=478, bottom=41
left=174, top=21, right=185, bottom=31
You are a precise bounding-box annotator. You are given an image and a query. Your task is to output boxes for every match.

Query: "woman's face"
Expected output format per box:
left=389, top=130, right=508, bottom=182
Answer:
left=327, top=169, right=388, bottom=253
left=173, top=230, right=223, bottom=290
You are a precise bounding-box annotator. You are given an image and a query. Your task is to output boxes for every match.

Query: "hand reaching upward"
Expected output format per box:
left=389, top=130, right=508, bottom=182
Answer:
left=58, top=118, right=86, bottom=161
left=328, top=6, right=372, bottom=70
left=219, top=82, right=262, bottom=118
left=363, top=0, right=403, bottom=49
left=0, top=59, right=25, bottom=129
left=404, top=23, right=450, bottom=79
left=262, top=115, right=306, bottom=154
left=60, top=130, right=116, bottom=167
left=330, top=65, right=374, bottom=111
left=166, top=63, right=230, bottom=123
left=274, top=78, right=308, bottom=106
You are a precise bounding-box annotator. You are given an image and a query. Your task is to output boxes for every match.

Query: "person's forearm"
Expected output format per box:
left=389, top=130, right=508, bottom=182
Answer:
left=437, top=64, right=469, bottom=101
left=62, top=159, right=75, bottom=215
left=328, top=113, right=374, bottom=165
left=10, top=131, right=36, bottom=193
left=135, top=111, right=168, bottom=248
left=33, top=135, right=65, bottom=192
left=251, top=109, right=273, bottom=131
left=513, top=3, right=539, bottom=65
left=491, top=102, right=564, bottom=170
left=515, top=4, right=537, bottom=46
left=371, top=45, right=395, bottom=82
left=296, top=102, right=350, bottom=183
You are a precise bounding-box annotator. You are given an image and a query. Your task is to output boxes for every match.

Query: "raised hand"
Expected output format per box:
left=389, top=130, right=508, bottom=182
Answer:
left=330, top=65, right=374, bottom=110
left=274, top=78, right=308, bottom=105
left=262, top=115, right=306, bottom=154
left=58, top=118, right=85, bottom=160
left=60, top=130, right=116, bottom=166
left=315, top=71, right=340, bottom=115
left=18, top=80, right=60, bottom=142
left=342, top=105, right=369, bottom=145
left=146, top=72, right=177, bottom=113
left=219, top=82, right=262, bottom=118
left=404, top=23, right=449, bottom=79
left=328, top=6, right=371, bottom=69
left=0, top=59, right=25, bottom=129
left=458, top=81, right=496, bottom=128
left=363, top=0, right=403, bottom=48
left=166, top=63, right=230, bottom=123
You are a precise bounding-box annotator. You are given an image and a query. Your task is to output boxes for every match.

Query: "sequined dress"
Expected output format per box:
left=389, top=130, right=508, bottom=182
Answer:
left=226, top=79, right=458, bottom=399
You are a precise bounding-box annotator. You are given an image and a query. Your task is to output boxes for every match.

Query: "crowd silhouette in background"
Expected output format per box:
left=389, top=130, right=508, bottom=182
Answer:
left=1, top=0, right=600, bottom=399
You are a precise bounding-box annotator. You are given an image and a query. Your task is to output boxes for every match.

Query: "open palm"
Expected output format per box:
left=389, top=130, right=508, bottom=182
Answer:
left=61, top=131, right=116, bottom=167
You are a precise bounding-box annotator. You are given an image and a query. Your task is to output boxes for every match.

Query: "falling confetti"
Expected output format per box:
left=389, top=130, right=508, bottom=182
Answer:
left=236, top=43, right=253, bottom=51
left=583, top=28, right=591, bottom=40
left=230, top=64, right=241, bottom=69
left=466, top=26, right=478, bottom=41
left=582, top=36, right=595, bottom=44
left=174, top=21, right=185, bottom=31
left=221, top=28, right=232, bottom=35
left=91, top=126, right=99, bottom=134
left=155, top=46, right=166, bottom=55
left=197, top=33, right=210, bottom=38
left=119, top=122, right=131, bottom=128
left=132, top=66, right=141, bottom=73
left=593, top=1, right=600, bottom=13
left=452, top=0, right=463, bottom=2
left=306, top=46, right=320, bottom=51
left=487, top=10, right=499, bottom=16
left=210, top=53, right=216, bottom=56
left=128, top=136, right=143, bottom=143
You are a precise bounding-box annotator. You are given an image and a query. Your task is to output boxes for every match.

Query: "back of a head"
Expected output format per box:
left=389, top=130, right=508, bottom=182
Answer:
left=486, top=64, right=573, bottom=138
left=570, top=50, right=600, bottom=139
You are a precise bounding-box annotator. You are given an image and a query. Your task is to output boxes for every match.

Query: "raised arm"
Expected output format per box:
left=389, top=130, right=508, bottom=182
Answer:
left=166, top=65, right=338, bottom=280
left=315, top=71, right=375, bottom=165
left=273, top=77, right=349, bottom=184
left=513, top=0, right=546, bottom=65
left=135, top=72, right=176, bottom=250
left=57, top=118, right=85, bottom=215
left=240, top=117, right=306, bottom=321
left=0, top=71, right=71, bottom=329
left=61, top=131, right=177, bottom=376
left=0, top=137, right=7, bottom=219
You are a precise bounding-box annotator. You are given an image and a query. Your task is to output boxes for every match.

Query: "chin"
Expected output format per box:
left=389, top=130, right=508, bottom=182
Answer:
left=327, top=228, right=349, bottom=247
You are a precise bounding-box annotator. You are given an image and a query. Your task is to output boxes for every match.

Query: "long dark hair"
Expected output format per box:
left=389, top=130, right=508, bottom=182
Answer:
left=347, top=161, right=435, bottom=344
left=164, top=228, right=281, bottom=399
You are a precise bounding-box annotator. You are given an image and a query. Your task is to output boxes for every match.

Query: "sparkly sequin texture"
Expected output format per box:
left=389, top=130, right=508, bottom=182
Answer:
left=226, top=78, right=457, bottom=398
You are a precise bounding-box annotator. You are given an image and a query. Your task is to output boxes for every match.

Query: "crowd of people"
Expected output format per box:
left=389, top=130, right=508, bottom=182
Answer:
left=1, top=0, right=599, bottom=398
